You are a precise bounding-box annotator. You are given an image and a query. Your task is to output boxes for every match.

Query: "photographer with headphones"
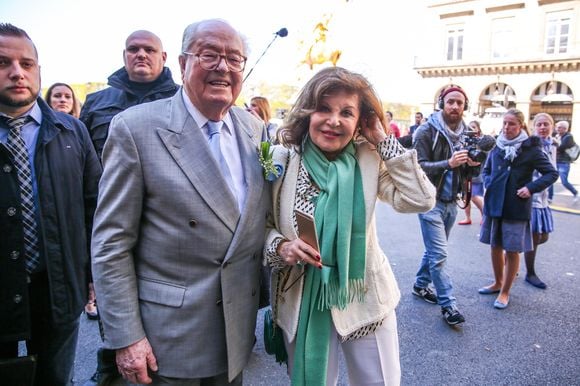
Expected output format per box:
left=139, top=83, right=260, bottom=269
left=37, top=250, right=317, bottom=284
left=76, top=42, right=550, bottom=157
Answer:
left=411, top=86, right=480, bottom=326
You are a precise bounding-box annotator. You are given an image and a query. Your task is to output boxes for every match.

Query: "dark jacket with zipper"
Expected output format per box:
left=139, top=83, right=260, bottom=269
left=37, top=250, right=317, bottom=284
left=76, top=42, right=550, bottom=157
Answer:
left=80, top=67, right=178, bottom=159
left=0, top=98, right=102, bottom=342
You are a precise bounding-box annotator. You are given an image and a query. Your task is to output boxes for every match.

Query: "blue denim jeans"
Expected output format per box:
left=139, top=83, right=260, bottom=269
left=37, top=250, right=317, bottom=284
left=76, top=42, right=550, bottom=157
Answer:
left=414, top=200, right=458, bottom=308
left=557, top=162, right=578, bottom=196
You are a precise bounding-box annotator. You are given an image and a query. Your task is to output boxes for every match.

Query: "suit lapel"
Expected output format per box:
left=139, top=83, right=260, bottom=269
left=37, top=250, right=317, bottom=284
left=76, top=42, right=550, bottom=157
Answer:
left=234, top=110, right=264, bottom=220
left=157, top=94, right=240, bottom=232
left=223, top=110, right=266, bottom=259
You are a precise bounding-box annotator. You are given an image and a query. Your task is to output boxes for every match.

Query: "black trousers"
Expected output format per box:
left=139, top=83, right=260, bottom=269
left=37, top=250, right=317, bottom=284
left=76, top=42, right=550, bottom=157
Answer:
left=0, top=272, right=80, bottom=386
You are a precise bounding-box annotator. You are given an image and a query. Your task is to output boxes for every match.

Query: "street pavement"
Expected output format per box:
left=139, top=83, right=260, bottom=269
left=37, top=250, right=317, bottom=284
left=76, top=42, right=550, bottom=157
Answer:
left=72, top=164, right=579, bottom=385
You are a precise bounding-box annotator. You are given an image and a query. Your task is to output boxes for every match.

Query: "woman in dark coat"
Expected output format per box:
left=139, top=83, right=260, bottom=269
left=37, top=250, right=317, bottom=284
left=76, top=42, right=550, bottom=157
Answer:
left=478, top=109, right=558, bottom=309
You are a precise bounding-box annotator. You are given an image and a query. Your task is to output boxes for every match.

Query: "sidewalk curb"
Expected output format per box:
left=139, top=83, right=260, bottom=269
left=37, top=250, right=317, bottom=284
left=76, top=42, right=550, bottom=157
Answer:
left=550, top=204, right=580, bottom=215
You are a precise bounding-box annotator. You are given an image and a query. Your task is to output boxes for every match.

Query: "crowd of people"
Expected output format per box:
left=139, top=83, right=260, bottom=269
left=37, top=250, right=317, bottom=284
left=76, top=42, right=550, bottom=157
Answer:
left=0, top=18, right=576, bottom=386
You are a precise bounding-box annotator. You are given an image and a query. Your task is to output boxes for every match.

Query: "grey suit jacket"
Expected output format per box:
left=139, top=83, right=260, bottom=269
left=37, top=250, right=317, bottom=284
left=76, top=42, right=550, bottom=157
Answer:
left=91, top=91, right=270, bottom=381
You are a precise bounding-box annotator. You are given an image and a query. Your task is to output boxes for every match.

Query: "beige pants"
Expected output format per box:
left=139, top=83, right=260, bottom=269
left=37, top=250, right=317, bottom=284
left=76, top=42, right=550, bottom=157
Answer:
left=285, top=311, right=401, bottom=386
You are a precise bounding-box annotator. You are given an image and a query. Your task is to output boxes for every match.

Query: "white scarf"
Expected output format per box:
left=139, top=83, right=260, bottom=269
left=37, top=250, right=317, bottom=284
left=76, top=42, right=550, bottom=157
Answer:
left=495, top=130, right=528, bottom=161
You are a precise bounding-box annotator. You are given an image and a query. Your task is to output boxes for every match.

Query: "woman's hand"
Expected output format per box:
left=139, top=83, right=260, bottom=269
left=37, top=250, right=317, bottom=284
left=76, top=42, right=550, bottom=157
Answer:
left=360, top=112, right=387, bottom=146
left=278, top=239, right=321, bottom=268
left=516, top=186, right=531, bottom=198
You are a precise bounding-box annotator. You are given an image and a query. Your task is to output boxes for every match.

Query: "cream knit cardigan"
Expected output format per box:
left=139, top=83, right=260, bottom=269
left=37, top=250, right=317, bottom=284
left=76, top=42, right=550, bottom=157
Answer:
left=265, top=140, right=436, bottom=342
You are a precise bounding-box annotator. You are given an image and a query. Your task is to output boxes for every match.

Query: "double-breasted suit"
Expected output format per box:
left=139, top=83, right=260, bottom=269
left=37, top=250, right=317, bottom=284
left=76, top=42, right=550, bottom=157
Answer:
left=91, top=91, right=270, bottom=381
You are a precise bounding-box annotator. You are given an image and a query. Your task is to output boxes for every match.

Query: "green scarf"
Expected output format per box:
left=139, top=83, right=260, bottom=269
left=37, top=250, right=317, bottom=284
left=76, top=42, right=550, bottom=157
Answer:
left=292, top=138, right=366, bottom=386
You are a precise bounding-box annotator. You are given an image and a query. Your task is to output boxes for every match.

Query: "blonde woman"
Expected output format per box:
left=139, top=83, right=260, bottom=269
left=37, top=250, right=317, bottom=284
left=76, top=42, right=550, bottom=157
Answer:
left=479, top=109, right=558, bottom=309
left=524, top=113, right=558, bottom=289
left=248, top=96, right=279, bottom=142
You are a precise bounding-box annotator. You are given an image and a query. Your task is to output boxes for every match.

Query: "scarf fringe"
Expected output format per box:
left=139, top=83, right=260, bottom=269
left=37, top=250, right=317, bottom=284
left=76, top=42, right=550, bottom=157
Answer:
left=317, top=278, right=365, bottom=311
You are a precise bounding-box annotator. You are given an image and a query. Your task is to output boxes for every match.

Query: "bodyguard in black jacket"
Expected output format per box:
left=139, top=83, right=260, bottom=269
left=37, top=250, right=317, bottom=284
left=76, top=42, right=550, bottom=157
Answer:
left=80, top=66, right=178, bottom=159
left=0, top=23, right=102, bottom=385
left=80, top=32, right=179, bottom=160
left=0, top=98, right=101, bottom=340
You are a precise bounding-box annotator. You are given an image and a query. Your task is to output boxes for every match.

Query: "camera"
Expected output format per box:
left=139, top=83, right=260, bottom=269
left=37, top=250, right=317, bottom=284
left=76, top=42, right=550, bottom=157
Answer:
left=455, top=130, right=495, bottom=164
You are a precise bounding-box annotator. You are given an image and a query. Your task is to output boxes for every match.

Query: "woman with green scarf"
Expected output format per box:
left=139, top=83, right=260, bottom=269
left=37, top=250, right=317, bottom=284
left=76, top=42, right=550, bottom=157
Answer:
left=264, top=67, right=436, bottom=385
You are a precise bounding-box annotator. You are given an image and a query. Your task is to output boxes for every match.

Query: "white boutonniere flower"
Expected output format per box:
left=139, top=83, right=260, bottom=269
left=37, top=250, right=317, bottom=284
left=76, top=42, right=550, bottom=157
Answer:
left=258, top=141, right=283, bottom=182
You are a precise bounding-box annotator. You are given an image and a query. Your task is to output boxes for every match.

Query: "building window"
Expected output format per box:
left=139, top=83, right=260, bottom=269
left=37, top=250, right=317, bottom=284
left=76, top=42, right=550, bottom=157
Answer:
left=545, top=11, right=571, bottom=54
left=491, top=17, right=513, bottom=59
left=446, top=26, right=464, bottom=61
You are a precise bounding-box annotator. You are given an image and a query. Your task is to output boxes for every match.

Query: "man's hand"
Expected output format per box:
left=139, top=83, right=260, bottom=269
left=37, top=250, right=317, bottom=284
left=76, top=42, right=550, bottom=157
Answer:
left=466, top=158, right=481, bottom=167
left=448, top=149, right=470, bottom=168
left=116, top=337, right=158, bottom=384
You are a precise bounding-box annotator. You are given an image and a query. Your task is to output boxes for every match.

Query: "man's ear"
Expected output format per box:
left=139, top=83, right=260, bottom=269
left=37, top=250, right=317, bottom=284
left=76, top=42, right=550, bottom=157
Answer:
left=178, top=55, right=186, bottom=78
left=162, top=51, right=167, bottom=64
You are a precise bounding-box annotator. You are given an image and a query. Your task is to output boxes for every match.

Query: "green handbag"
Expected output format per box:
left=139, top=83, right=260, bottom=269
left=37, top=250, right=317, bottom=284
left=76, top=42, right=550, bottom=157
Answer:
left=263, top=307, right=288, bottom=365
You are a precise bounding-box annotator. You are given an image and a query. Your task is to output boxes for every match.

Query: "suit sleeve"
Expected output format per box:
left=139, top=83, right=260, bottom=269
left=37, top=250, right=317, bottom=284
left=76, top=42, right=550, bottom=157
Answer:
left=91, top=113, right=147, bottom=349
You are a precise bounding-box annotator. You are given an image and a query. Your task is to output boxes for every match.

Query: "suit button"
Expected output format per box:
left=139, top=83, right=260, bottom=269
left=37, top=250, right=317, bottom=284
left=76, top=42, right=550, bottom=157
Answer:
left=216, top=299, right=223, bottom=306
left=252, top=288, right=256, bottom=296
left=223, top=261, right=230, bottom=268
left=7, top=207, right=16, bottom=216
left=13, top=294, right=22, bottom=304
left=10, top=250, right=20, bottom=260
left=188, top=219, right=197, bottom=227
left=3, top=164, right=12, bottom=173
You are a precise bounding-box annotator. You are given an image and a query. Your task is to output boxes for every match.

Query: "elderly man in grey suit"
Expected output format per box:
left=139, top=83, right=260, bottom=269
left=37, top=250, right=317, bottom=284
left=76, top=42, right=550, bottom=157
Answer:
left=91, top=19, right=270, bottom=385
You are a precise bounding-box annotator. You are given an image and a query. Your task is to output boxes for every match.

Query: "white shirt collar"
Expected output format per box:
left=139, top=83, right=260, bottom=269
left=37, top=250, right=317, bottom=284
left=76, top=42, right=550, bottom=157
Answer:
left=181, top=88, right=234, bottom=135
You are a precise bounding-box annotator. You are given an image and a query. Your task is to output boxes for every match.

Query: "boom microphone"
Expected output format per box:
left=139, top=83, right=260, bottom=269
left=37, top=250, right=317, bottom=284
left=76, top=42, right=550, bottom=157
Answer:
left=243, top=27, right=289, bottom=83
left=477, top=135, right=496, bottom=152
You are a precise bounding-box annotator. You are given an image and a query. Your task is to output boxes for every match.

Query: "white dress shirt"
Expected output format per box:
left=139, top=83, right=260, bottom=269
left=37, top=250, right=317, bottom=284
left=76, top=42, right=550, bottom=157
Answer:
left=181, top=89, right=247, bottom=211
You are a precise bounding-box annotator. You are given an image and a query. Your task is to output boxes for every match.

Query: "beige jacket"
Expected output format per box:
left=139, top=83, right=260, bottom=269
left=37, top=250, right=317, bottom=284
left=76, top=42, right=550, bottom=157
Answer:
left=265, top=140, right=436, bottom=342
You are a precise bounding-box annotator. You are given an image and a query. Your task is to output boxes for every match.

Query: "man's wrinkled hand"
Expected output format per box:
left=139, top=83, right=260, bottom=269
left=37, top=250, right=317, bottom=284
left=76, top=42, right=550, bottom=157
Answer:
left=116, top=337, right=158, bottom=384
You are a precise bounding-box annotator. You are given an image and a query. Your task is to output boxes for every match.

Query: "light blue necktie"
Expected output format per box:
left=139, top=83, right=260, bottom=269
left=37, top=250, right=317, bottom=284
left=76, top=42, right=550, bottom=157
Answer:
left=207, top=120, right=236, bottom=195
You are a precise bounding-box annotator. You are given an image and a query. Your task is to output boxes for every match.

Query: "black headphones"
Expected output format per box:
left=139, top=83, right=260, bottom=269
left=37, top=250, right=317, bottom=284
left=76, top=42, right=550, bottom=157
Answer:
left=438, top=85, right=469, bottom=111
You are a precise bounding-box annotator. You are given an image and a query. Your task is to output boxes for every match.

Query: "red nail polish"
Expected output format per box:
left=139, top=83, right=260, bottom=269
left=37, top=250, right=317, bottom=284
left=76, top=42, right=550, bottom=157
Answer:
left=316, top=255, right=321, bottom=261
